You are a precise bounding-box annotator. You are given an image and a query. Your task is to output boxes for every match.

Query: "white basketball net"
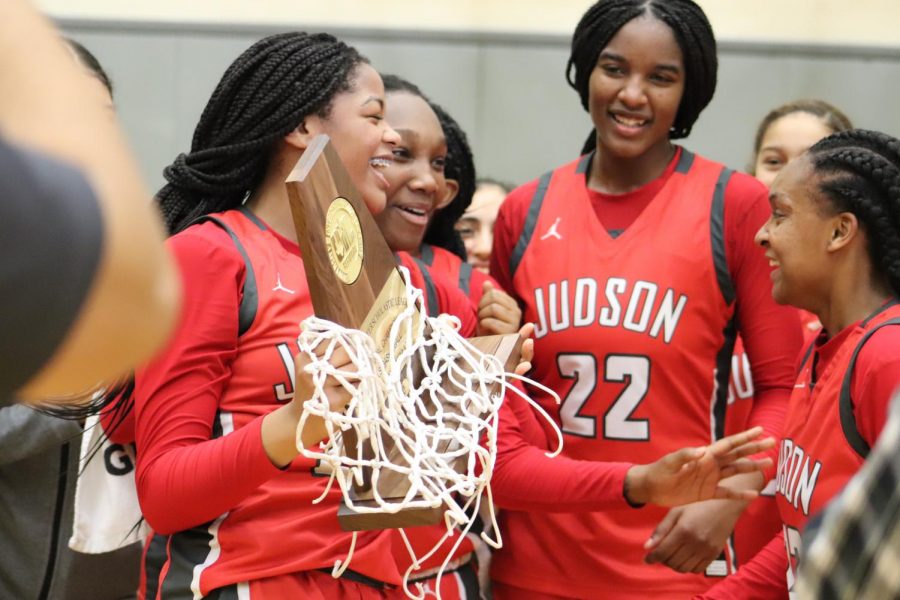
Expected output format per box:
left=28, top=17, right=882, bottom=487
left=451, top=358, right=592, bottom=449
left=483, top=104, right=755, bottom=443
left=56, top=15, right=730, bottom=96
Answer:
left=295, top=266, right=562, bottom=599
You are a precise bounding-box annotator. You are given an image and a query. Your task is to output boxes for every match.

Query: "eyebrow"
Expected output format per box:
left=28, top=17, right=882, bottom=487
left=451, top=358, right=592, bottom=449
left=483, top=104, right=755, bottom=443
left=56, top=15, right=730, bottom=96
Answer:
left=394, top=128, right=419, bottom=141
left=362, top=96, right=384, bottom=109
left=598, top=51, right=681, bottom=73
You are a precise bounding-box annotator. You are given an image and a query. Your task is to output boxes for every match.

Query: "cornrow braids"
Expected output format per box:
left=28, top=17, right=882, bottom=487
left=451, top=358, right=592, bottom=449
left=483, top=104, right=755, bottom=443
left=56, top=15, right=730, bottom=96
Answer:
left=425, top=102, right=476, bottom=261
left=807, top=129, right=900, bottom=297
left=158, top=32, right=368, bottom=234
left=567, top=0, right=717, bottom=142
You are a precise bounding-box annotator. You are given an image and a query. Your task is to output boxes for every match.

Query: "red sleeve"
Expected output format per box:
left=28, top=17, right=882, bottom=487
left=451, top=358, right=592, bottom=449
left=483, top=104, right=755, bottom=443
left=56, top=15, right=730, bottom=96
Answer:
left=134, top=226, right=284, bottom=534
left=850, top=326, right=900, bottom=446
left=694, top=531, right=788, bottom=599
left=489, top=179, right=540, bottom=298
left=492, top=386, right=632, bottom=512
left=725, top=174, right=802, bottom=476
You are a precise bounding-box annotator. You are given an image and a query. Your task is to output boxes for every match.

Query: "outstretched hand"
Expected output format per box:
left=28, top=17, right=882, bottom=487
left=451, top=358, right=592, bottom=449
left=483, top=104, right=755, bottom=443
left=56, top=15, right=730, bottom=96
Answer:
left=624, top=426, right=774, bottom=507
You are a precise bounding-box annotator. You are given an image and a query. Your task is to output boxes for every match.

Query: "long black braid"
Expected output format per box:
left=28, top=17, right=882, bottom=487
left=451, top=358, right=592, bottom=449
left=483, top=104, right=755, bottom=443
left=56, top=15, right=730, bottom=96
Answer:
left=42, top=33, right=367, bottom=421
left=807, top=129, right=900, bottom=297
left=381, top=74, right=475, bottom=260
left=569, top=0, right=717, bottom=154
left=159, top=32, right=367, bottom=234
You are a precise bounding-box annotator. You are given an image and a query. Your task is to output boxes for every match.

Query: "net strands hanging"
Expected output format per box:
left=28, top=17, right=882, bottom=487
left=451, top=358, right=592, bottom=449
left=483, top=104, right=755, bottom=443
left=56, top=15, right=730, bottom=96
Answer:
left=294, top=266, right=562, bottom=597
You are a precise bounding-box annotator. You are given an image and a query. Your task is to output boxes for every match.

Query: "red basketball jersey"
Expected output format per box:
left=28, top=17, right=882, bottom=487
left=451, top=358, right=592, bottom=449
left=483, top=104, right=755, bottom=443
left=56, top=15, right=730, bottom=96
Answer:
left=725, top=335, right=781, bottom=566
left=147, top=209, right=401, bottom=597
left=776, top=302, right=900, bottom=594
left=420, top=243, right=497, bottom=307
left=492, top=151, right=741, bottom=598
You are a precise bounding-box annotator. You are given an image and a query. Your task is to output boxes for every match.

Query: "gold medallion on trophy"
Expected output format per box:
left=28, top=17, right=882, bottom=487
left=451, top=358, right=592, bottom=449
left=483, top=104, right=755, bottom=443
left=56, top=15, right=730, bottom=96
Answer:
left=325, top=197, right=364, bottom=285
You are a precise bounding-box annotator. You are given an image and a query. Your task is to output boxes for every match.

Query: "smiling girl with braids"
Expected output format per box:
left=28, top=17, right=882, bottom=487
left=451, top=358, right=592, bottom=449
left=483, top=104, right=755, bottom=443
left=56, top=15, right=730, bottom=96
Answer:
left=375, top=75, right=522, bottom=336
left=129, top=32, right=415, bottom=599
left=697, top=129, right=900, bottom=598
left=489, top=0, right=803, bottom=597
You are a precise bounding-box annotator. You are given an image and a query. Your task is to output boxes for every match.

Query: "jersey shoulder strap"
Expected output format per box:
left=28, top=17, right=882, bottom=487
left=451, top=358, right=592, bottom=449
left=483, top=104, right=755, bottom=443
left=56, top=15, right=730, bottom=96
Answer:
left=508, top=153, right=592, bottom=280
left=838, top=316, right=900, bottom=458
left=189, top=210, right=261, bottom=336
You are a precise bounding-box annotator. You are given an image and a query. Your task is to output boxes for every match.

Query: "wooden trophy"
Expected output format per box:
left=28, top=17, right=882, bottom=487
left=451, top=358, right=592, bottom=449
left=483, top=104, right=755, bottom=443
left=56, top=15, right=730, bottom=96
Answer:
left=286, top=134, right=522, bottom=531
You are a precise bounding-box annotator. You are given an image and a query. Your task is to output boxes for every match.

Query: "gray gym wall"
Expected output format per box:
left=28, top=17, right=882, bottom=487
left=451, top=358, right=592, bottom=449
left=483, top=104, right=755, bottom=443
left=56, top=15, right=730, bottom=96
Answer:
left=61, top=19, right=900, bottom=192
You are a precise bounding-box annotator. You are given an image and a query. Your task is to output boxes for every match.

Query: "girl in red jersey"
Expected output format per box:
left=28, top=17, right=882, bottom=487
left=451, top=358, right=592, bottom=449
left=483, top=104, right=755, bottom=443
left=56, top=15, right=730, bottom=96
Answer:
left=372, top=72, right=776, bottom=600
left=488, top=1, right=803, bottom=598
left=697, top=129, right=900, bottom=599
left=725, top=99, right=855, bottom=568
left=128, top=33, right=486, bottom=600
left=376, top=75, right=523, bottom=337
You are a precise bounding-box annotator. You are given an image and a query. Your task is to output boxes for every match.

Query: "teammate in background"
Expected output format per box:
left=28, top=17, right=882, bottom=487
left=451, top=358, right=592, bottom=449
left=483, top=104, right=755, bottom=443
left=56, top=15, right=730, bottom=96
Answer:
left=489, top=1, right=802, bottom=597
left=750, top=99, right=853, bottom=189
left=0, top=0, right=179, bottom=404
left=725, top=98, right=854, bottom=566
left=697, top=129, right=900, bottom=598
left=0, top=37, right=142, bottom=600
left=376, top=74, right=522, bottom=335
left=456, top=178, right=512, bottom=274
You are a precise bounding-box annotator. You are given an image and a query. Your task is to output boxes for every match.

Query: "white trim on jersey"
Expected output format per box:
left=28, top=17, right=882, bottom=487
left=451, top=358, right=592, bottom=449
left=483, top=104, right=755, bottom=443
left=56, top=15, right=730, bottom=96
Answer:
left=190, top=411, right=236, bottom=600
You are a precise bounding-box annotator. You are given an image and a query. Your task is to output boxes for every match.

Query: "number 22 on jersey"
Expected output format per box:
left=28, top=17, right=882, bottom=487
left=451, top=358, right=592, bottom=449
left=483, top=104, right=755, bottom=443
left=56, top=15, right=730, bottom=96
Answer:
left=557, top=353, right=650, bottom=440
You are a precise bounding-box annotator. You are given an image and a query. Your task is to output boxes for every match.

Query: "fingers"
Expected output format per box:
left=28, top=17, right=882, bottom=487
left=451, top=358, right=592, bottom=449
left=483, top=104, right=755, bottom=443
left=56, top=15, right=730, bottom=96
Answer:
left=644, top=508, right=679, bottom=552
left=478, top=287, right=522, bottom=335
left=719, top=457, right=773, bottom=479
left=719, top=438, right=776, bottom=463
left=518, top=322, right=535, bottom=340
left=479, top=317, right=519, bottom=336
left=712, top=485, right=759, bottom=501
left=707, top=426, right=764, bottom=456
left=662, top=446, right=706, bottom=472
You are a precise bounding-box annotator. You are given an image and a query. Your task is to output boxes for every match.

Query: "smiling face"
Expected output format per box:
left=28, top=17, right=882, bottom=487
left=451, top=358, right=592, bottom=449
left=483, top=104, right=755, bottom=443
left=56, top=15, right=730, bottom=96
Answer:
left=374, top=91, right=450, bottom=253
left=755, top=155, right=836, bottom=309
left=754, top=111, right=834, bottom=189
left=308, top=63, right=400, bottom=215
left=588, top=15, right=685, bottom=160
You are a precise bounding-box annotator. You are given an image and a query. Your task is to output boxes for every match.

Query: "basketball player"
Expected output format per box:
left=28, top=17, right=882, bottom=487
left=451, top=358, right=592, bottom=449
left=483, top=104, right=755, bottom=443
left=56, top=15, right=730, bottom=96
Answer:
left=375, top=75, right=522, bottom=336
left=725, top=99, right=855, bottom=566
left=489, top=1, right=802, bottom=597
left=0, top=0, right=179, bottom=404
left=374, top=72, right=777, bottom=600
left=697, top=129, right=900, bottom=598
left=127, top=33, right=481, bottom=599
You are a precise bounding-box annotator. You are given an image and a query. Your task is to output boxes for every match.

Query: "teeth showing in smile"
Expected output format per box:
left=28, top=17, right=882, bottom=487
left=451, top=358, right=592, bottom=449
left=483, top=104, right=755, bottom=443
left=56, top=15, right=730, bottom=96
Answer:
left=769, top=260, right=779, bottom=267
left=399, top=206, right=426, bottom=217
left=369, top=157, right=392, bottom=168
left=612, top=114, right=648, bottom=127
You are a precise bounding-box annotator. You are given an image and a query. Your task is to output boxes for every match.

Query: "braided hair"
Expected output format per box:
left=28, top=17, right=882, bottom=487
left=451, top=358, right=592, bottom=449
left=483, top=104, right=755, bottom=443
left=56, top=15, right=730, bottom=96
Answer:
left=806, top=129, right=900, bottom=297
left=569, top=0, right=717, bottom=154
left=158, top=32, right=367, bottom=234
left=424, top=103, right=475, bottom=260
left=381, top=74, right=475, bottom=260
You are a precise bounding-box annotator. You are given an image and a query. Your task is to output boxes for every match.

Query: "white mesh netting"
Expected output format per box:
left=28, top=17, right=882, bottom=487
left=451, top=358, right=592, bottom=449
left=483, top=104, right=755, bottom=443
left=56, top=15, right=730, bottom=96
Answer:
left=294, top=267, right=562, bottom=598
